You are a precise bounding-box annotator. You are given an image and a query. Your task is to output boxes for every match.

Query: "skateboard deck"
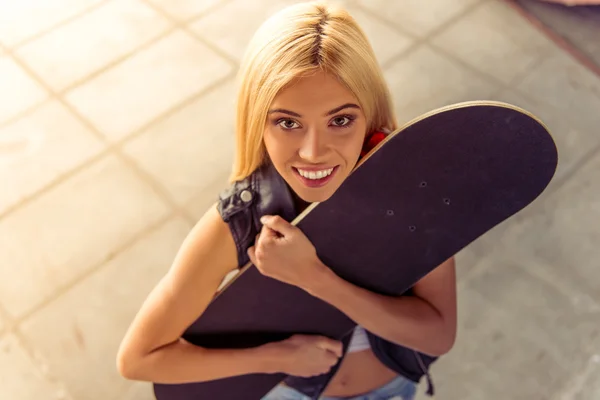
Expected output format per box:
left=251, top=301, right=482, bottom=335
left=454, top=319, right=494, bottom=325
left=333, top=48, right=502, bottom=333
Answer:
left=153, top=101, right=558, bottom=399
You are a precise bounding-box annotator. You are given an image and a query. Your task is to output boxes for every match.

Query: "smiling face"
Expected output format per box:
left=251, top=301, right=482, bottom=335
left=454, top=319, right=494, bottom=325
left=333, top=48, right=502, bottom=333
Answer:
left=263, top=70, right=368, bottom=203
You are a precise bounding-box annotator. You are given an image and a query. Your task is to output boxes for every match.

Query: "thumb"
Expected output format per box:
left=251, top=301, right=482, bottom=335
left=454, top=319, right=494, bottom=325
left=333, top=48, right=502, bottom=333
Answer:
left=247, top=245, right=257, bottom=265
left=260, top=215, right=295, bottom=237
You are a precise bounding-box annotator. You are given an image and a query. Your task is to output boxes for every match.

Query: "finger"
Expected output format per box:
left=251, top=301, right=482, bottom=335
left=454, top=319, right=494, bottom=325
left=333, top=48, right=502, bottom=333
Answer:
left=316, top=338, right=343, bottom=357
left=247, top=246, right=257, bottom=265
left=260, top=223, right=279, bottom=241
left=260, top=215, right=295, bottom=237
left=325, top=352, right=340, bottom=366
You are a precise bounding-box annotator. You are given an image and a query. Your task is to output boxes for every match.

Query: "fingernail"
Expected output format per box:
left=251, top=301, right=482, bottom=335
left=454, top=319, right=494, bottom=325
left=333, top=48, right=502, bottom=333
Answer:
left=260, top=216, right=268, bottom=224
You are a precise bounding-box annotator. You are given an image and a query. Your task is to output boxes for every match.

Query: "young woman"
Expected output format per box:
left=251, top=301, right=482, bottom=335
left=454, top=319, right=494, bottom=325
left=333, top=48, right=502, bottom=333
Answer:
left=117, top=2, right=457, bottom=399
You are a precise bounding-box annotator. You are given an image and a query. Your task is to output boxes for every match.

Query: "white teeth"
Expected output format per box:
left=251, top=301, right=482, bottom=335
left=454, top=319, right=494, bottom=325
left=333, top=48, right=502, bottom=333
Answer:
left=297, top=167, right=334, bottom=180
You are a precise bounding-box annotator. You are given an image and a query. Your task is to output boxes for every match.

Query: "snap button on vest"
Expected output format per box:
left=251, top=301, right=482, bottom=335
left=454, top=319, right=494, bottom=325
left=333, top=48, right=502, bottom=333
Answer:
left=240, top=189, right=253, bottom=202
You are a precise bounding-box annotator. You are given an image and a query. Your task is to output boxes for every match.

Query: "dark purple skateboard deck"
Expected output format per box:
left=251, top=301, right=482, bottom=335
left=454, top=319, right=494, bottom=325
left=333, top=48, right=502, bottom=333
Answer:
left=153, top=101, right=558, bottom=399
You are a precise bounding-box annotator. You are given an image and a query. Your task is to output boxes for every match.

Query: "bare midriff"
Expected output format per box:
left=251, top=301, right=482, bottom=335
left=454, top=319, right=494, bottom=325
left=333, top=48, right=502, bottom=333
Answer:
left=319, top=348, right=399, bottom=397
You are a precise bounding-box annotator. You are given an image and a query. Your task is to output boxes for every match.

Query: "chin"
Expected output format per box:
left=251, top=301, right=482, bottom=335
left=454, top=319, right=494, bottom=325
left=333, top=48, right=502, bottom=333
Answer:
left=287, top=176, right=344, bottom=204
left=295, top=188, right=337, bottom=204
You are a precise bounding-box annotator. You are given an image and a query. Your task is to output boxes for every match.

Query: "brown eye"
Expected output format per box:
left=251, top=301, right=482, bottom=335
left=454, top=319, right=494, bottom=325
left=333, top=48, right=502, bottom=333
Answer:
left=331, top=115, right=354, bottom=127
left=277, top=119, right=300, bottom=130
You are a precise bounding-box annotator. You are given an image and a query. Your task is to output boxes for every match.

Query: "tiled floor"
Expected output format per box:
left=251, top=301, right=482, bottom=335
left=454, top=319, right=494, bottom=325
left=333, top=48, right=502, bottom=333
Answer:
left=1, top=0, right=599, bottom=399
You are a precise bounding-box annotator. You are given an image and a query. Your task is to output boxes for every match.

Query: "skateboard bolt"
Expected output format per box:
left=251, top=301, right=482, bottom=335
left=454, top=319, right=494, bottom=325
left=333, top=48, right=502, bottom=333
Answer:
left=386, top=210, right=394, bottom=216
left=409, top=225, right=416, bottom=232
left=419, top=181, right=427, bottom=188
left=443, top=198, right=451, bottom=205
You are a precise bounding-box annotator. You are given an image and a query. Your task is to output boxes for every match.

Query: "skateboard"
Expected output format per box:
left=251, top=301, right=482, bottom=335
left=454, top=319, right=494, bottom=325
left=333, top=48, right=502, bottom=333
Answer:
left=153, top=101, right=558, bottom=400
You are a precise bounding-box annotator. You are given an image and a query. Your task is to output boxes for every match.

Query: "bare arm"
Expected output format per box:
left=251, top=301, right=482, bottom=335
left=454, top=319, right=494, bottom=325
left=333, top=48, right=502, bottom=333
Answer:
left=306, top=257, right=458, bottom=356
left=116, top=205, right=282, bottom=383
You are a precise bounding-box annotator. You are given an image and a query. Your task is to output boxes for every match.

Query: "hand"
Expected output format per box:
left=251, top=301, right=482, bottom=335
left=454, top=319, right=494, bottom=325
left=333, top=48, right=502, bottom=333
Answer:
left=247, top=215, right=328, bottom=291
left=262, top=334, right=343, bottom=377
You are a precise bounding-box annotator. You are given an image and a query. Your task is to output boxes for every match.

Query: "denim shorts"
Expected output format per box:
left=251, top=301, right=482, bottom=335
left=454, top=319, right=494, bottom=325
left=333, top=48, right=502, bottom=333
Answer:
left=261, top=374, right=417, bottom=400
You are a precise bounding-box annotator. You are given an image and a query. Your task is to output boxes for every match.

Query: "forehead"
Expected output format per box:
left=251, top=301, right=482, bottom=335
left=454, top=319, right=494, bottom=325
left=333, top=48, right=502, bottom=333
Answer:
left=271, top=71, right=359, bottom=111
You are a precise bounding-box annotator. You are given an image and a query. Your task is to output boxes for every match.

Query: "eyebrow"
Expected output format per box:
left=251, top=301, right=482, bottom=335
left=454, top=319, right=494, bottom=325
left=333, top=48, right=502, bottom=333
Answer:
left=267, top=103, right=361, bottom=117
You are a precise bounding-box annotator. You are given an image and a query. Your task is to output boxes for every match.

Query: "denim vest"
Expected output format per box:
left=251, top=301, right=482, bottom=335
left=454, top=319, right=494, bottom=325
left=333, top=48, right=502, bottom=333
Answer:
left=216, top=162, right=437, bottom=399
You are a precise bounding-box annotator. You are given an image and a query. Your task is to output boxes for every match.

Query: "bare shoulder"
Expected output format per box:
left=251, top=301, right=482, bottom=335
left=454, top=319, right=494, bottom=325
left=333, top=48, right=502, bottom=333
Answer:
left=164, top=203, right=238, bottom=295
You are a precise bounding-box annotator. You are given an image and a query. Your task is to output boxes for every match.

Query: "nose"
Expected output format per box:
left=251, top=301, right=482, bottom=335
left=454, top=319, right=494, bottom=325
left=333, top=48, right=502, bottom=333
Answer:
left=298, top=127, right=327, bottom=162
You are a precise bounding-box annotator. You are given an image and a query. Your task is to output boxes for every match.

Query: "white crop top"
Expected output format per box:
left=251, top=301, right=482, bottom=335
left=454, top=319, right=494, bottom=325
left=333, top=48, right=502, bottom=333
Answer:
left=347, top=325, right=370, bottom=353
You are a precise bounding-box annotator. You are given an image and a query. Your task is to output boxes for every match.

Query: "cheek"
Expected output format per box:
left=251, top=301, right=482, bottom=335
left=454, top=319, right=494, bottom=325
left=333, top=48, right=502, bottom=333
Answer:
left=262, top=129, right=274, bottom=154
left=263, top=129, right=289, bottom=164
left=340, top=129, right=367, bottom=157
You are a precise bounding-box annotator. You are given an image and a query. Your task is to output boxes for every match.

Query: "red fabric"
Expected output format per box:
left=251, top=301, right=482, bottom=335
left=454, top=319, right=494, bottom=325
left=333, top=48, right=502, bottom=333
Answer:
left=360, top=131, right=387, bottom=159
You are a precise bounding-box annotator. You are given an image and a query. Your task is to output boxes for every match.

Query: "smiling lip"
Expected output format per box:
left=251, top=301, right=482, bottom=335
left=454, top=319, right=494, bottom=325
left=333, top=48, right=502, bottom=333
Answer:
left=292, top=165, right=339, bottom=188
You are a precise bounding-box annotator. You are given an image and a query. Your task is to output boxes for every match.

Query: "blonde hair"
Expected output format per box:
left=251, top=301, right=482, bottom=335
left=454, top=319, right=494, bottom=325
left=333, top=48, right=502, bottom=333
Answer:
left=229, top=1, right=397, bottom=182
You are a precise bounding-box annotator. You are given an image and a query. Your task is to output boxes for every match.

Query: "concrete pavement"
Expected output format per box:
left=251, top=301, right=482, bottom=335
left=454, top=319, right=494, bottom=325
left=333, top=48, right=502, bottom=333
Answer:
left=1, top=0, right=598, bottom=399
